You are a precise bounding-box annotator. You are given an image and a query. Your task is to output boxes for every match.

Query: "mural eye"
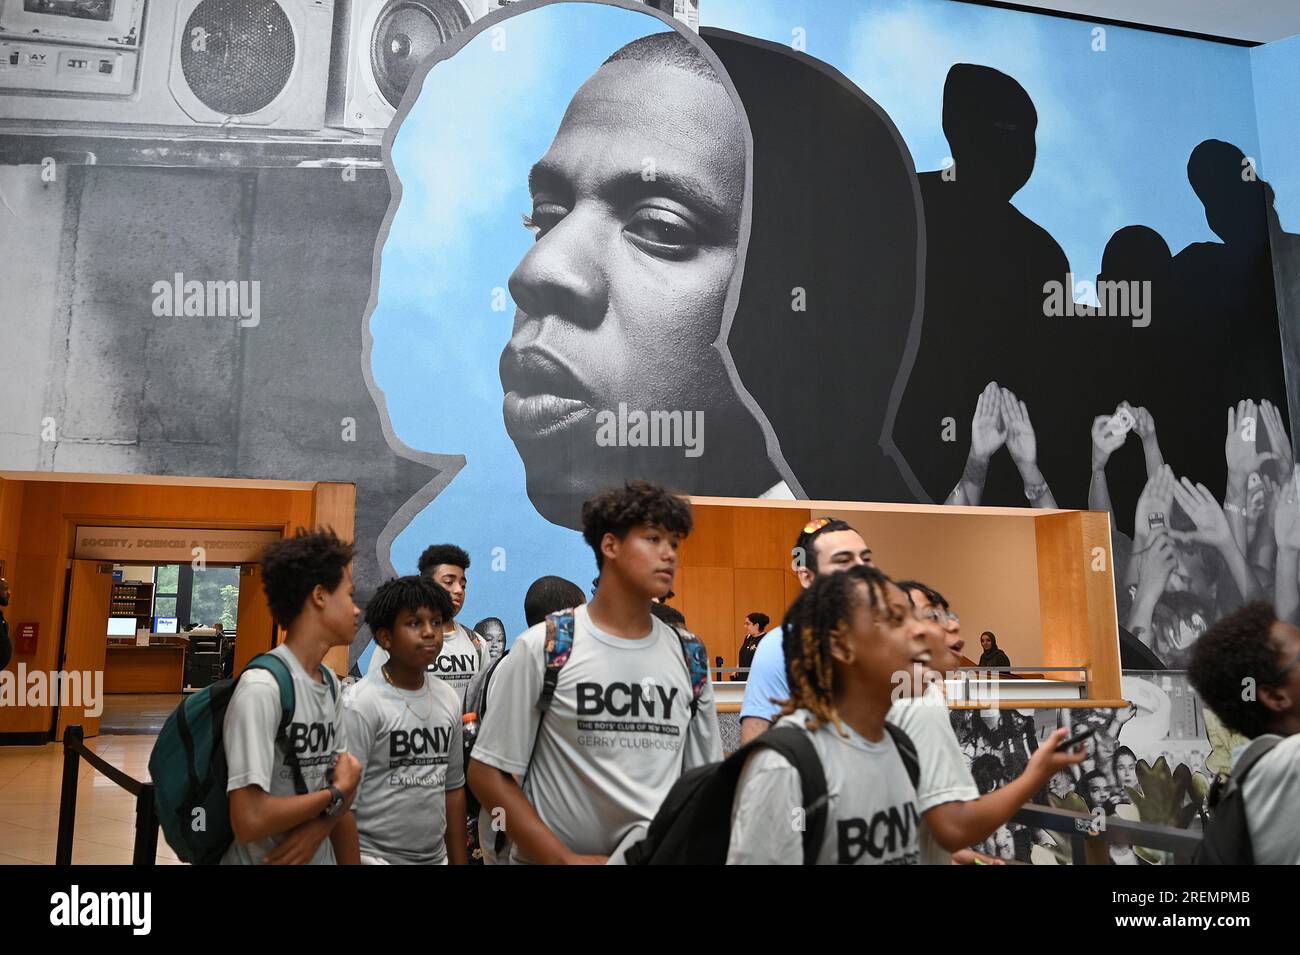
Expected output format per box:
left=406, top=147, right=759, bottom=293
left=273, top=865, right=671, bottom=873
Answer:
left=625, top=208, right=697, bottom=256
left=522, top=204, right=567, bottom=239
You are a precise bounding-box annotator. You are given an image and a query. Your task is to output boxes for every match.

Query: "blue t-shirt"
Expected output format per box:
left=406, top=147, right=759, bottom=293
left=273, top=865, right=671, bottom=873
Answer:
left=739, top=626, right=788, bottom=722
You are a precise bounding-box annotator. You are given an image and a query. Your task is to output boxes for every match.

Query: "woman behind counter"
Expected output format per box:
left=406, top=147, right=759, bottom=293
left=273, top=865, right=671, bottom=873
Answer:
left=979, top=631, right=1011, bottom=669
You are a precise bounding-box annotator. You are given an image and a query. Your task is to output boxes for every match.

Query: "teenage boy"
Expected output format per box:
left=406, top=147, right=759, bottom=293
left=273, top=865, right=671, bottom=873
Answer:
left=888, top=581, right=1086, bottom=864
left=222, top=529, right=362, bottom=865
left=343, top=576, right=467, bottom=864
left=727, top=566, right=931, bottom=864
left=1188, top=600, right=1300, bottom=864
left=369, top=543, right=488, bottom=706
left=469, top=481, right=722, bottom=864
left=740, top=518, right=873, bottom=744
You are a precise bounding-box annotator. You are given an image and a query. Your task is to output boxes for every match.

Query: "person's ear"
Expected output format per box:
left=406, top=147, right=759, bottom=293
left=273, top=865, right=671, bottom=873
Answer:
left=828, top=627, right=855, bottom=666
left=795, top=566, right=814, bottom=590
left=1259, top=683, right=1294, bottom=715
left=375, top=627, right=392, bottom=651
left=310, top=583, right=329, bottom=611
left=600, top=532, right=620, bottom=567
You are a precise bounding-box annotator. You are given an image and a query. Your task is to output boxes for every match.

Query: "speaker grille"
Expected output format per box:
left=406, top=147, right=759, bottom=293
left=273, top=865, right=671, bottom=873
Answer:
left=371, top=0, right=469, bottom=109
left=180, top=0, right=296, bottom=116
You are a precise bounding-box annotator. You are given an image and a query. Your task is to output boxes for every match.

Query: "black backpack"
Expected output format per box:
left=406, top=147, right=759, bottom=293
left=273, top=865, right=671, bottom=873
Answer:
left=1193, top=735, right=1280, bottom=865
left=625, top=721, right=920, bottom=865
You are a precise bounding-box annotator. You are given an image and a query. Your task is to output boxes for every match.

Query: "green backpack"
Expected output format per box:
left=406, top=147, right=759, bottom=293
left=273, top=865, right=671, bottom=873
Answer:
left=148, top=653, right=335, bottom=864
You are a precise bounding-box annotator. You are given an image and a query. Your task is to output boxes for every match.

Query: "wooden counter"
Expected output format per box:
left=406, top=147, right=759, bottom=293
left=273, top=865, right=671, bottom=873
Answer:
left=104, top=643, right=186, bottom=694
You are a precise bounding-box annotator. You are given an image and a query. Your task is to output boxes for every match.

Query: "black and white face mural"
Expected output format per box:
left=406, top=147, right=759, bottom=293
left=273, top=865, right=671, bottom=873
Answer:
left=4, top=0, right=1300, bottom=859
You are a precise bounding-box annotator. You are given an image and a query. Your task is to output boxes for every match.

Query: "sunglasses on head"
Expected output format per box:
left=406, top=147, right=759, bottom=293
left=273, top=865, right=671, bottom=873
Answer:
left=802, top=518, right=833, bottom=536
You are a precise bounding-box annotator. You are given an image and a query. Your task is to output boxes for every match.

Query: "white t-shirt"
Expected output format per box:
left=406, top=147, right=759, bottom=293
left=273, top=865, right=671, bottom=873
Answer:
left=368, top=621, right=486, bottom=708
left=221, top=644, right=345, bottom=865
left=342, top=668, right=465, bottom=864
left=472, top=604, right=722, bottom=863
left=726, top=709, right=921, bottom=865
left=1237, top=733, right=1300, bottom=864
left=888, top=684, right=980, bottom=865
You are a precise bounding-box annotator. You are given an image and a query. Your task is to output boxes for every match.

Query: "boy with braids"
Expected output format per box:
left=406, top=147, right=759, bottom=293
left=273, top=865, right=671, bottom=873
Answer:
left=740, top=518, right=874, bottom=745
left=727, top=566, right=930, bottom=864
left=889, top=580, right=1087, bottom=864
left=342, top=576, right=467, bottom=864
left=469, top=481, right=721, bottom=864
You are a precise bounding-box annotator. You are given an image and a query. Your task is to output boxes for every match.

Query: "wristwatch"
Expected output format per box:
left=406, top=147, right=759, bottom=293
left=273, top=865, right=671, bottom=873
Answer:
left=321, top=784, right=345, bottom=818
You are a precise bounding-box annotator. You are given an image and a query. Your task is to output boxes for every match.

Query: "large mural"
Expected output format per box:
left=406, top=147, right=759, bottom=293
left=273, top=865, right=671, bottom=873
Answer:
left=3, top=0, right=1299, bottom=861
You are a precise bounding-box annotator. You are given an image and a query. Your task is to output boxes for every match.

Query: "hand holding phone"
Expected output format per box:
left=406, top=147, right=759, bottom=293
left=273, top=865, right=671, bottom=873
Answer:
left=1105, top=407, right=1136, bottom=439
left=1055, top=726, right=1096, bottom=753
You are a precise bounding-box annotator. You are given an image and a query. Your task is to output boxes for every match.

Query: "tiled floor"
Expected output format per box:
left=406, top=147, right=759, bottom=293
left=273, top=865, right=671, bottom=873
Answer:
left=0, top=733, right=183, bottom=865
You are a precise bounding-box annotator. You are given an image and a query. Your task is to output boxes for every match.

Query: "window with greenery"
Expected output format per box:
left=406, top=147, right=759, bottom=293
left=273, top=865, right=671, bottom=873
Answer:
left=191, top=566, right=240, bottom=631
left=154, top=564, right=180, bottom=622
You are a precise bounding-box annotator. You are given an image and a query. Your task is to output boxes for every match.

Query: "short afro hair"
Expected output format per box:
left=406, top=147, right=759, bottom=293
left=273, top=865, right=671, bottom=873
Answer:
left=524, top=575, right=586, bottom=628
left=418, top=543, right=470, bottom=576
left=1189, top=601, right=1288, bottom=738
left=581, top=481, right=693, bottom=570
left=365, top=575, right=454, bottom=637
left=602, top=30, right=721, bottom=83
left=260, top=528, right=354, bottom=628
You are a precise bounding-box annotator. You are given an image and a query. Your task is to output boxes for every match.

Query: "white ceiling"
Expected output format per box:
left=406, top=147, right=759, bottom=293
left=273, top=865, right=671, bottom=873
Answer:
left=1000, top=0, right=1300, bottom=43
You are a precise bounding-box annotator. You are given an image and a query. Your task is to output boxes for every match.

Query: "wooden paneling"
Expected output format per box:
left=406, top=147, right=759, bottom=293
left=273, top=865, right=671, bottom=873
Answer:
left=233, top=563, right=276, bottom=676
left=0, top=474, right=323, bottom=736
left=55, top=560, right=114, bottom=739
left=1034, top=511, right=1122, bottom=700
left=1080, top=511, right=1121, bottom=701
left=104, top=646, right=185, bottom=693
left=0, top=476, right=22, bottom=573
left=677, top=505, right=733, bottom=568
left=311, top=482, right=356, bottom=540
left=676, top=566, right=734, bottom=668
left=733, top=506, right=811, bottom=569
left=1035, top=512, right=1087, bottom=675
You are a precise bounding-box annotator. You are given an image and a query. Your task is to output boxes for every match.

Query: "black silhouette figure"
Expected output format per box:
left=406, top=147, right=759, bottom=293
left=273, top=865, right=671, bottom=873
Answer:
left=1159, top=140, right=1289, bottom=493
left=895, top=64, right=1074, bottom=507
left=1090, top=225, right=1173, bottom=534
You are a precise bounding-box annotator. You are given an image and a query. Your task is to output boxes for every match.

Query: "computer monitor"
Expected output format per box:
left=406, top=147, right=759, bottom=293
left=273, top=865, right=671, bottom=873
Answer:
left=154, top=616, right=178, bottom=635
left=107, top=617, right=137, bottom=637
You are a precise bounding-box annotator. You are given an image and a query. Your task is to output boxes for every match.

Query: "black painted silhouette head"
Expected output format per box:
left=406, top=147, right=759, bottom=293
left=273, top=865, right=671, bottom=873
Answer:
left=941, top=63, right=1037, bottom=200
left=1187, top=139, right=1268, bottom=247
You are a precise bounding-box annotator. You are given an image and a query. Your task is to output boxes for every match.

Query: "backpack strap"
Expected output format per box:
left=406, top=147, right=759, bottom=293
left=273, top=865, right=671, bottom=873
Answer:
left=1209, top=735, right=1282, bottom=809
left=668, top=624, right=709, bottom=717
left=747, top=725, right=829, bottom=865
left=244, top=653, right=336, bottom=797
left=883, top=722, right=921, bottom=791
left=538, top=609, right=577, bottom=713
